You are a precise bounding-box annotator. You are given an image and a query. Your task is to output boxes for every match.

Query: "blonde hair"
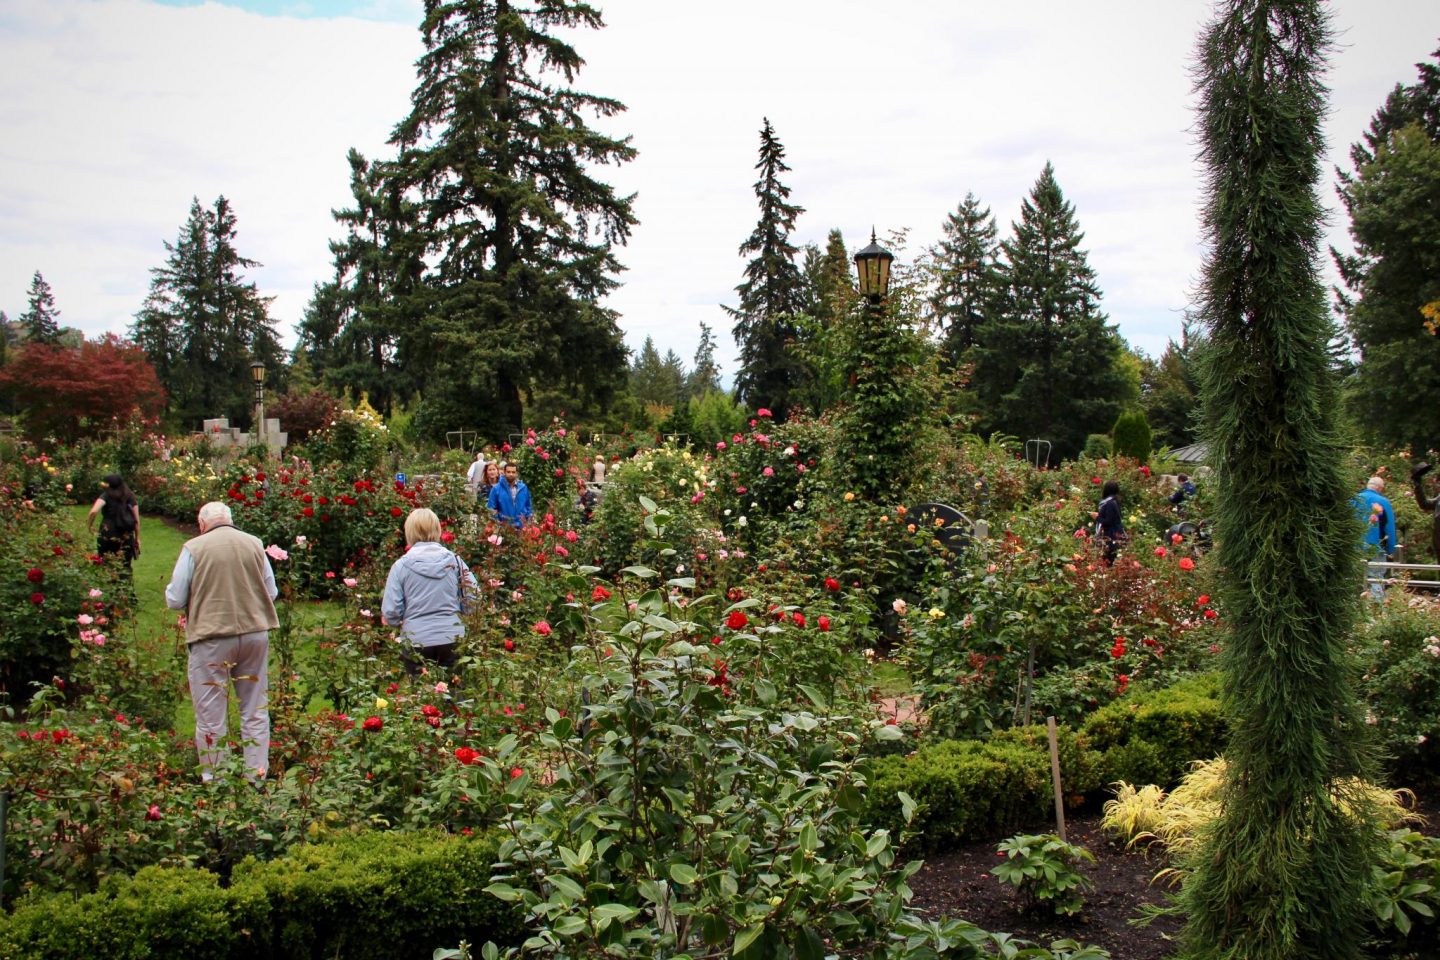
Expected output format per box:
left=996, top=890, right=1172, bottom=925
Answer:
left=403, top=507, right=442, bottom=546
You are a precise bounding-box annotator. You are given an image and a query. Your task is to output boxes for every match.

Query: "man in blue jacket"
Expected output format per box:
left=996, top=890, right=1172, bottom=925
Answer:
left=1352, top=475, right=1397, bottom=599
left=488, top=462, right=533, bottom=528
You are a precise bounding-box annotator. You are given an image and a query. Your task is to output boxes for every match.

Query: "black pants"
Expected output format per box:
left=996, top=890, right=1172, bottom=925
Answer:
left=402, top=642, right=457, bottom=678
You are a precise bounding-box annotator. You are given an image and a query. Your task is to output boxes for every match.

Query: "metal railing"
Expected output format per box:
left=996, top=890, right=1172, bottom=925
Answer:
left=1366, top=561, right=1440, bottom=589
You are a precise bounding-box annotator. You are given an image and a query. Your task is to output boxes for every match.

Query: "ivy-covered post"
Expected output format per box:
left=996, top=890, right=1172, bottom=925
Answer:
left=839, top=233, right=915, bottom=501
left=1183, top=2, right=1379, bottom=958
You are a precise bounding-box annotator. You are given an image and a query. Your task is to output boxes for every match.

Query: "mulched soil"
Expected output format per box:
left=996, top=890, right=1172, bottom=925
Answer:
left=905, top=788, right=1439, bottom=958
left=907, top=811, right=1182, bottom=958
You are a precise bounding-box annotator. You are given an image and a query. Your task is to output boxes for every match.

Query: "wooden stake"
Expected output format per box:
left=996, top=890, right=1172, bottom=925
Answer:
left=1047, top=716, right=1066, bottom=842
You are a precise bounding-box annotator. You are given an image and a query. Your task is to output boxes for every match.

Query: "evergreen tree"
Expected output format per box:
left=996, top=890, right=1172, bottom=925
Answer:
left=0, top=310, right=8, bottom=368
left=629, top=335, right=684, bottom=408
left=377, top=0, right=635, bottom=439
left=970, top=164, right=1126, bottom=458
left=726, top=118, right=807, bottom=420
left=931, top=194, right=1001, bottom=363
left=1182, top=4, right=1378, bottom=957
left=131, top=197, right=283, bottom=427
left=18, top=271, right=61, bottom=345
left=687, top=321, right=722, bottom=396
left=299, top=149, right=423, bottom=415
left=1334, top=45, right=1440, bottom=454
left=1109, top=409, right=1152, bottom=462
left=1141, top=319, right=1206, bottom=448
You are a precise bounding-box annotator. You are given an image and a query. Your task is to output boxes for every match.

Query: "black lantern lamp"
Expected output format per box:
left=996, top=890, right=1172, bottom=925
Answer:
left=853, top=230, right=894, bottom=302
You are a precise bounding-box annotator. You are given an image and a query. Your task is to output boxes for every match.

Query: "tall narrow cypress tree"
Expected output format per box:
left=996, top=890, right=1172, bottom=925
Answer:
left=1183, top=3, right=1377, bottom=957
left=727, top=118, right=807, bottom=420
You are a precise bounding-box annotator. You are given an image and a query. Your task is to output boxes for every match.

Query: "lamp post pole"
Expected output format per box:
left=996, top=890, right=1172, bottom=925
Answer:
left=250, top=361, right=266, bottom=441
left=846, top=231, right=896, bottom=500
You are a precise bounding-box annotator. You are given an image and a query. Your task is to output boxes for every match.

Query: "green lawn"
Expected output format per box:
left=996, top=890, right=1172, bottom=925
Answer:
left=62, top=506, right=347, bottom=734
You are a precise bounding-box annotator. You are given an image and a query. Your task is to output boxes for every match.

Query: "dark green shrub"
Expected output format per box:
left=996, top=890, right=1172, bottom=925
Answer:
left=236, top=830, right=522, bottom=960
left=1082, top=672, right=1225, bottom=786
left=864, top=674, right=1226, bottom=853
left=1354, top=602, right=1440, bottom=780
left=0, top=865, right=264, bottom=960
left=0, top=831, right=523, bottom=960
left=1110, top=410, right=1152, bottom=463
left=1082, top=433, right=1111, bottom=459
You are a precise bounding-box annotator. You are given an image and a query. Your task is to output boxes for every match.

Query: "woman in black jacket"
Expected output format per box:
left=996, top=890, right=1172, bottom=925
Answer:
left=1094, top=480, right=1125, bottom=566
left=87, top=473, right=141, bottom=568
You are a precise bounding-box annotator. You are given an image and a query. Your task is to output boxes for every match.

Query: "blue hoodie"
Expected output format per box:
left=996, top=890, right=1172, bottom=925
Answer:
left=381, top=542, right=479, bottom=648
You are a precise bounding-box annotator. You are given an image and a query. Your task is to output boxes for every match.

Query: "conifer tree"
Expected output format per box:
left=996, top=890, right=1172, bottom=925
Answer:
left=727, top=118, right=807, bottom=420
left=300, top=149, right=423, bottom=414
left=19, top=271, right=61, bottom=345
left=793, top=229, right=855, bottom=416
left=687, top=321, right=722, bottom=396
left=131, top=197, right=283, bottom=427
left=931, top=194, right=1001, bottom=363
left=375, top=0, right=635, bottom=438
left=1334, top=45, right=1440, bottom=454
left=629, top=335, right=684, bottom=408
left=1182, top=4, right=1378, bottom=957
left=1141, top=318, right=1206, bottom=448
left=970, top=165, right=1126, bottom=458
left=0, top=311, right=9, bottom=368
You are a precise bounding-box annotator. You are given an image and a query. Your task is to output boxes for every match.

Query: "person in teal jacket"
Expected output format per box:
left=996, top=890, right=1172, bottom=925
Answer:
left=488, top=462, right=533, bottom=528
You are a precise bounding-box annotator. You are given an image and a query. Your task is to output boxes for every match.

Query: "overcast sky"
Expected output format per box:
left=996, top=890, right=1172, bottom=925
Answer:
left=1, top=0, right=1436, bottom=380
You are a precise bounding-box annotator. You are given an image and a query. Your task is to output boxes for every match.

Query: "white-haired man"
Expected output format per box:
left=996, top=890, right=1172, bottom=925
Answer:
left=1352, top=476, right=1398, bottom=600
left=165, top=501, right=279, bottom=780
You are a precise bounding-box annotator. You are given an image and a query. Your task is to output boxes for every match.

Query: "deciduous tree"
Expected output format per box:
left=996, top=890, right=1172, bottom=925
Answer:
left=0, top=336, right=165, bottom=441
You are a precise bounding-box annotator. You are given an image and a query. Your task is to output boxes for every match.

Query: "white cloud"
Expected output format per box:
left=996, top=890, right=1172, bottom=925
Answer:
left=0, top=0, right=1435, bottom=378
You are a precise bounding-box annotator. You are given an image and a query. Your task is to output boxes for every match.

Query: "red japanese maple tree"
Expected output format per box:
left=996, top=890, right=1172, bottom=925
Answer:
left=0, top=335, right=166, bottom=441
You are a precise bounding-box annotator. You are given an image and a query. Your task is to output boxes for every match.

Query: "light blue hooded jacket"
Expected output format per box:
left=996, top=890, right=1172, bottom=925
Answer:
left=381, top=542, right=480, bottom=648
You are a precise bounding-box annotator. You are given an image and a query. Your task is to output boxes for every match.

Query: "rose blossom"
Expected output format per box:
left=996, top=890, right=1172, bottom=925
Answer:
left=266, top=544, right=289, bottom=561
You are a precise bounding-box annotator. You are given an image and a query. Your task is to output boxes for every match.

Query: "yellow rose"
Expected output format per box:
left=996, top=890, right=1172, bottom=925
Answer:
left=375, top=697, right=389, bottom=710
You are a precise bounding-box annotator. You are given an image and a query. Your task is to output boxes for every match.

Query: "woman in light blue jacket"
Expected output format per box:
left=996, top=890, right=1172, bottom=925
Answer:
left=382, top=508, right=479, bottom=674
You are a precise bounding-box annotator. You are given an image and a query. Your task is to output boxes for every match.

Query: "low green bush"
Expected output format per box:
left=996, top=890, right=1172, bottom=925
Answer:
left=0, top=831, right=523, bottom=960
left=865, top=674, right=1227, bottom=852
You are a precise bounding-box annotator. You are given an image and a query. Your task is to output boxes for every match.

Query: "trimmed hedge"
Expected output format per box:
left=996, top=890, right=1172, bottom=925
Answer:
left=0, top=830, right=524, bottom=960
left=865, top=673, right=1226, bottom=851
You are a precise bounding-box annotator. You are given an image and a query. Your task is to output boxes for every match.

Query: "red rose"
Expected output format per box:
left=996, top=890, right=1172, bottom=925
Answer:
left=726, top=610, right=749, bottom=630
left=510, top=767, right=524, bottom=779
left=1178, top=557, right=1196, bottom=571
left=1154, top=547, right=1167, bottom=558
left=818, top=615, right=831, bottom=632
left=1091, top=476, right=1102, bottom=484
left=792, top=612, right=806, bottom=628
left=421, top=704, right=441, bottom=718
left=362, top=716, right=383, bottom=732
left=440, top=531, right=455, bottom=544
left=1204, top=609, right=1219, bottom=620
left=30, top=592, right=44, bottom=605
left=145, top=804, right=163, bottom=822
left=503, top=638, right=515, bottom=651
left=592, top=585, right=612, bottom=601
left=26, top=567, right=43, bottom=583
left=532, top=621, right=552, bottom=636
left=390, top=507, right=403, bottom=517
left=1196, top=594, right=1210, bottom=606
left=824, top=577, right=841, bottom=592
left=302, top=507, right=315, bottom=517
left=455, top=746, right=479, bottom=765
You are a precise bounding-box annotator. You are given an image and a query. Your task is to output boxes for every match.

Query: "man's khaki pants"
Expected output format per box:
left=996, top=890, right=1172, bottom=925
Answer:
left=187, top=631, right=270, bottom=781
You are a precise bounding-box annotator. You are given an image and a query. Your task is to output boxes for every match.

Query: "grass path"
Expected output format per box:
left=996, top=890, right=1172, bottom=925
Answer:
left=61, top=506, right=346, bottom=734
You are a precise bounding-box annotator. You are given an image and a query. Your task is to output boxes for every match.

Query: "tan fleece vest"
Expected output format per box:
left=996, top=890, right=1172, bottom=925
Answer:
left=183, top=524, right=279, bottom=644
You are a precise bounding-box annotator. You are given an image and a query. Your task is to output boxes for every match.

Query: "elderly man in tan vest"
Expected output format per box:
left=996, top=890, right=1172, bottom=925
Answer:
left=165, top=501, right=279, bottom=781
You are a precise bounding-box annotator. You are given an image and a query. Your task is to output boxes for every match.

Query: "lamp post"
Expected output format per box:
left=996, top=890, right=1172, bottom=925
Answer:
left=853, top=230, right=894, bottom=302
left=250, top=360, right=266, bottom=439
